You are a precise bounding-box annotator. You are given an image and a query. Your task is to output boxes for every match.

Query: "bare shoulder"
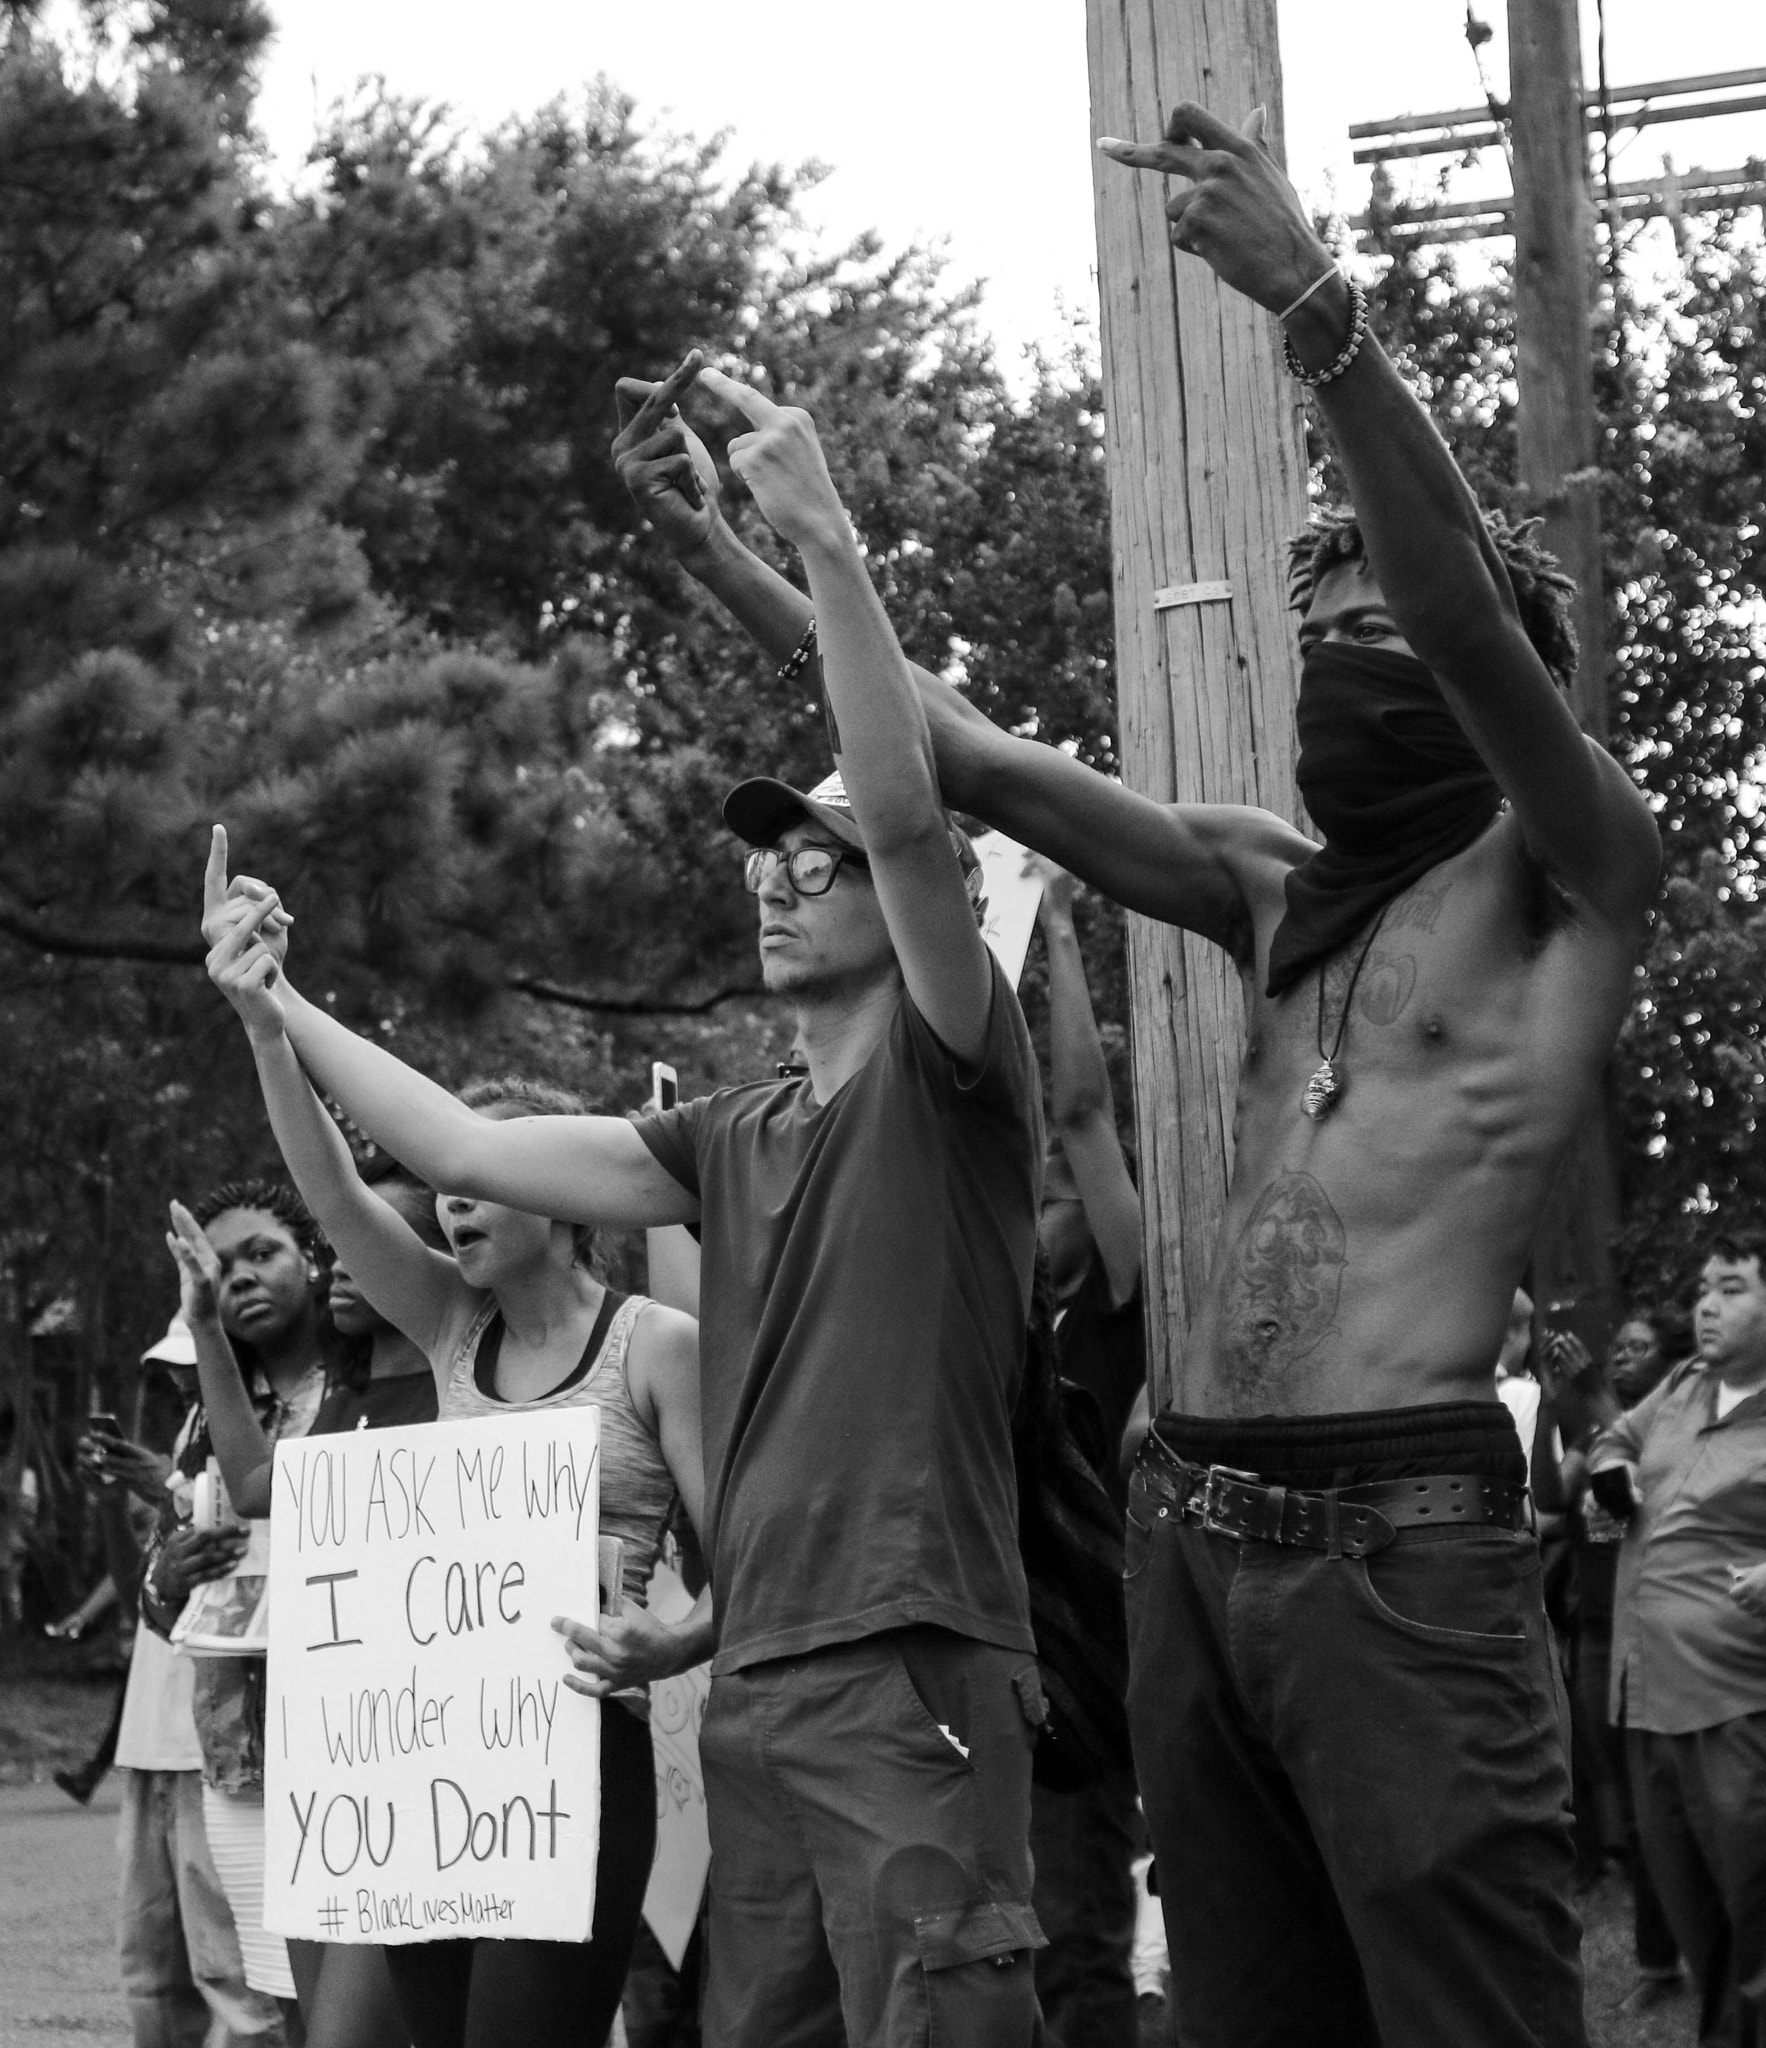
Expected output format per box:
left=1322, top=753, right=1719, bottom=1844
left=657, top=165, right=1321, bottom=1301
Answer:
left=1189, top=802, right=1315, bottom=893
left=629, top=1299, right=699, bottom=1386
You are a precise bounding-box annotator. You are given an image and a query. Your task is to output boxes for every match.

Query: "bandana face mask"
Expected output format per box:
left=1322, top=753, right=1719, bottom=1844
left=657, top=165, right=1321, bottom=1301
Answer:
left=1294, top=643, right=1496, bottom=855
left=1265, top=642, right=1502, bottom=998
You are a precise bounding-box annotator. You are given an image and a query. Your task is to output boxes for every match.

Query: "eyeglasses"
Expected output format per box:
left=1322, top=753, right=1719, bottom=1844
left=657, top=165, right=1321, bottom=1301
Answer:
left=743, top=844, right=869, bottom=897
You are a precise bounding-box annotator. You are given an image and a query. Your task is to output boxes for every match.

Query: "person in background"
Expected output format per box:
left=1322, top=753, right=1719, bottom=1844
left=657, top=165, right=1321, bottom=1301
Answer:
left=92, top=1313, right=287, bottom=2048
left=142, top=1179, right=334, bottom=2043
left=1022, top=852, right=1144, bottom=2048
left=312, top=1158, right=445, bottom=1435
left=167, top=1162, right=445, bottom=2048
left=1549, top=1309, right=1684, bottom=1993
left=1028, top=853, right=1145, bottom=1498
left=1569, top=1233, right=1766, bottom=2045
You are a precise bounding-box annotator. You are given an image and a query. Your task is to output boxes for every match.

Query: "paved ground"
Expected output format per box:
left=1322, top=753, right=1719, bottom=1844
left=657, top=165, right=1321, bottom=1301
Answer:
left=0, top=1779, right=130, bottom=2047
left=0, top=1754, right=1701, bottom=2048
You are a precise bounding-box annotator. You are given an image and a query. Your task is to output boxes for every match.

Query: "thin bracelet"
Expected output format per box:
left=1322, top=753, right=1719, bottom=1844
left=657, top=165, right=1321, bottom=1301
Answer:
left=1284, top=276, right=1369, bottom=388
left=1279, top=266, right=1340, bottom=323
left=778, top=619, right=817, bottom=684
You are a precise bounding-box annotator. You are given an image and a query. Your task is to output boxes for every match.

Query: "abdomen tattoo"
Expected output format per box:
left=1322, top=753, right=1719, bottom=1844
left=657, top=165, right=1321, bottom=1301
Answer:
left=1216, top=1171, right=1347, bottom=1390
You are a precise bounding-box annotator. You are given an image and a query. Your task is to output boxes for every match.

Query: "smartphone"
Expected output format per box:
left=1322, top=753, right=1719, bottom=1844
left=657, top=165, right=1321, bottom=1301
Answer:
left=651, top=1062, right=678, bottom=1113
left=84, top=1412, right=125, bottom=1443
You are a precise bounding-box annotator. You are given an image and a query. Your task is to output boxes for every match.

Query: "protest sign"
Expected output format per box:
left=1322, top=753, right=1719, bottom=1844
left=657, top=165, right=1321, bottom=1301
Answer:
left=263, top=1409, right=602, bottom=1944
left=974, top=830, right=1045, bottom=986
left=641, top=1561, right=712, bottom=1969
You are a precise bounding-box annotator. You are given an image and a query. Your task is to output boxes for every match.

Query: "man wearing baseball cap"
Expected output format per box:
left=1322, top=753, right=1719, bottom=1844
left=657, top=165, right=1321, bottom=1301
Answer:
left=198, top=359, right=1048, bottom=2044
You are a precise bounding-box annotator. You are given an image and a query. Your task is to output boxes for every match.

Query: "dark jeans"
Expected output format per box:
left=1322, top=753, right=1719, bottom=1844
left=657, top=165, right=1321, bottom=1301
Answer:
left=1029, top=1769, right=1139, bottom=2048
left=700, top=1626, right=1045, bottom=2048
left=1628, top=1714, right=1766, bottom=2048
left=382, top=1705, right=655, bottom=2048
left=1125, top=1414, right=1585, bottom=2048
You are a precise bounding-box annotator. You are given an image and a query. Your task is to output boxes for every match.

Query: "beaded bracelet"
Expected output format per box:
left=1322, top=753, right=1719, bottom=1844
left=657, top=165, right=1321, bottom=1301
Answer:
left=1283, top=276, right=1369, bottom=388
left=778, top=619, right=818, bottom=684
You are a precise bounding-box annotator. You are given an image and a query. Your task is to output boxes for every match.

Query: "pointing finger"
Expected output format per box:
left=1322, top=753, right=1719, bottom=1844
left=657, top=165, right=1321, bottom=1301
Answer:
left=695, top=366, right=779, bottom=430
left=203, top=826, right=229, bottom=919
left=1097, top=137, right=1214, bottom=182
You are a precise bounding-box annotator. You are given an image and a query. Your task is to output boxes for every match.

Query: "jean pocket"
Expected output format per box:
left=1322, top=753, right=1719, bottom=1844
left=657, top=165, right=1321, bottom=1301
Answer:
left=914, top=1898, right=1043, bottom=2047
left=1125, top=1467, right=1170, bottom=1583
left=889, top=1643, right=977, bottom=1773
left=1354, top=1531, right=1533, bottom=1650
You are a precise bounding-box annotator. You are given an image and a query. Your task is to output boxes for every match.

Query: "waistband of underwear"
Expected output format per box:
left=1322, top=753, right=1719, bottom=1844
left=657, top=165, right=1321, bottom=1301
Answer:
left=1149, top=1399, right=1526, bottom=1491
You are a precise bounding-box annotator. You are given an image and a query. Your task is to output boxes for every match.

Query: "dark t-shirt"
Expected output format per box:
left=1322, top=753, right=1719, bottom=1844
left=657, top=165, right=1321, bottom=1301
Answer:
left=1058, top=1255, right=1145, bottom=1512
left=313, top=1369, right=439, bottom=1435
left=632, top=955, right=1043, bottom=1675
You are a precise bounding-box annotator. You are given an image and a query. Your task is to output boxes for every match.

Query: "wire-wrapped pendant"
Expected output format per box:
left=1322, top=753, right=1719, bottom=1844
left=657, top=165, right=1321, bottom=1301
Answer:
left=1302, top=1061, right=1340, bottom=1120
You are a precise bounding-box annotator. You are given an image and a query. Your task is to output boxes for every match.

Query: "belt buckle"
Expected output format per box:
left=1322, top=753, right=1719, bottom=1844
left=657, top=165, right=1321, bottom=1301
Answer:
left=1197, top=1463, right=1261, bottom=1536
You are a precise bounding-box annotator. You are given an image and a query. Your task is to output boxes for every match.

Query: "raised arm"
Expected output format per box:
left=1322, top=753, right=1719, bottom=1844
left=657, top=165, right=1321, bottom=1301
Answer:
left=165, top=1205, right=278, bottom=1516
left=200, top=831, right=698, bottom=1232
left=202, top=928, right=468, bottom=1354
left=1099, top=104, right=1660, bottom=923
left=1030, top=856, right=1142, bottom=1307
left=613, top=367, right=1298, bottom=958
left=699, top=367, right=993, bottom=1063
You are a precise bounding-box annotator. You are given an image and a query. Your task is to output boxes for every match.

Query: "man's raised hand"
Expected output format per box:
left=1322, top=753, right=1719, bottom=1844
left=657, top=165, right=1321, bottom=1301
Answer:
left=612, top=349, right=724, bottom=561
left=695, top=367, right=848, bottom=558
left=1097, top=102, right=1335, bottom=317
left=201, top=825, right=290, bottom=1043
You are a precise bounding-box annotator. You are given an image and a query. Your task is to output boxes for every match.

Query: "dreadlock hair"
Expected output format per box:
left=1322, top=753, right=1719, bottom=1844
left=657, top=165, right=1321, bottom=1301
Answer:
left=459, top=1076, right=603, bottom=1275
left=178, top=1178, right=333, bottom=1477
left=1286, top=505, right=1580, bottom=693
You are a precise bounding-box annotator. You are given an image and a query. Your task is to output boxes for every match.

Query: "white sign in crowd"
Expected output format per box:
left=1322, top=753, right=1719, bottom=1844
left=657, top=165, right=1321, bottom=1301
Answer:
left=263, top=1409, right=604, bottom=1945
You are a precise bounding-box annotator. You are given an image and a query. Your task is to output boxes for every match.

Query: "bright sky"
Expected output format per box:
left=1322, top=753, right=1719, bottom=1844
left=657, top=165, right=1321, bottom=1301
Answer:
left=249, top=1, right=1766, bottom=368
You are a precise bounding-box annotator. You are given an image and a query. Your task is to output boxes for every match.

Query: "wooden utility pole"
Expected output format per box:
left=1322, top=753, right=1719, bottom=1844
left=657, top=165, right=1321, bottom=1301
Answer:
left=1085, top=0, right=1308, bottom=1405
left=1508, top=0, right=1620, bottom=1347
left=1508, top=0, right=1605, bottom=734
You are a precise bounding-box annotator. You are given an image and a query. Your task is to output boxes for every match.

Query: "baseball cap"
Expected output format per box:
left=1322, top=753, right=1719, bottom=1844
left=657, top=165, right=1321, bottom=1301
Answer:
left=722, top=770, right=865, bottom=851
left=723, top=768, right=986, bottom=892
left=141, top=1314, right=198, bottom=1369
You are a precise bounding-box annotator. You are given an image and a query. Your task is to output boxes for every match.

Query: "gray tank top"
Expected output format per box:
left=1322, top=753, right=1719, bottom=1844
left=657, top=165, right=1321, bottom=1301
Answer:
left=437, top=1291, right=678, bottom=1610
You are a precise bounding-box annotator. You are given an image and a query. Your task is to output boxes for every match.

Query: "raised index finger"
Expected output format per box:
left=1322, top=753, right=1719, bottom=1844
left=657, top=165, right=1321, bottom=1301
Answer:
left=203, top=825, right=229, bottom=919
left=696, top=366, right=779, bottom=430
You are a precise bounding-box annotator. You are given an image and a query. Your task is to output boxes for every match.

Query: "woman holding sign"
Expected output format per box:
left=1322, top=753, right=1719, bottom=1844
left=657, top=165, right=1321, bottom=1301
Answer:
left=194, top=932, right=712, bottom=2048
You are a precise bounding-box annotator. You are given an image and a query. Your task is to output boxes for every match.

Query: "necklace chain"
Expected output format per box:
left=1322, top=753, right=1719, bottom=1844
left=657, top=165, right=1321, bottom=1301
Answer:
left=1304, top=903, right=1391, bottom=1120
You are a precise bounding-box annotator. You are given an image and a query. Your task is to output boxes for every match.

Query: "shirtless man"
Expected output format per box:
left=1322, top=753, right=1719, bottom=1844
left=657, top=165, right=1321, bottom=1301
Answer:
left=613, top=101, right=1658, bottom=2048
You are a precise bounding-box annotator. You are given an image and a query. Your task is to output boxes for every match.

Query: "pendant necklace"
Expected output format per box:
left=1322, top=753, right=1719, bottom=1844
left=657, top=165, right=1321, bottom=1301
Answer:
left=1303, top=903, right=1391, bottom=1121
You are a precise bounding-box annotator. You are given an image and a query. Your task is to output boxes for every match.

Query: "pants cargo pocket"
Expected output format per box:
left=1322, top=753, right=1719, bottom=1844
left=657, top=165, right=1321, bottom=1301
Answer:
left=912, top=1897, right=1044, bottom=2047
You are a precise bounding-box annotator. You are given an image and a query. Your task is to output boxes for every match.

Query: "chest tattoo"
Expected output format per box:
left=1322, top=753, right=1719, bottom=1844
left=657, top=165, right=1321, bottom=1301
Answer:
left=1386, top=876, right=1452, bottom=935
left=1217, top=1171, right=1347, bottom=1390
left=1357, top=947, right=1418, bottom=1027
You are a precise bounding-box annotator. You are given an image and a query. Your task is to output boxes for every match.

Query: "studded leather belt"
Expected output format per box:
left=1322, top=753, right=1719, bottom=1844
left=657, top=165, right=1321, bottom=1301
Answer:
left=1137, top=1427, right=1529, bottom=1560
